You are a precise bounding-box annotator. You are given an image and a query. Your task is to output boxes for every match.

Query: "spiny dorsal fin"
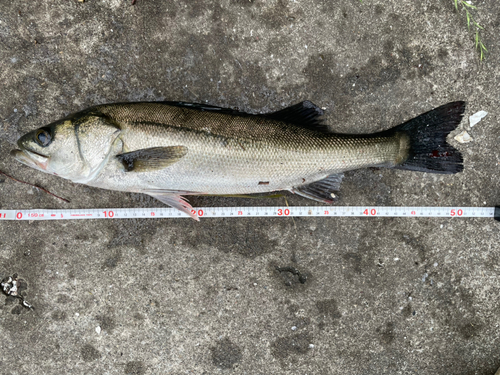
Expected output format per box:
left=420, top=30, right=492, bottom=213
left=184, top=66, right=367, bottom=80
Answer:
left=117, top=146, right=188, bottom=172
left=265, top=101, right=329, bottom=133
left=291, top=173, right=344, bottom=203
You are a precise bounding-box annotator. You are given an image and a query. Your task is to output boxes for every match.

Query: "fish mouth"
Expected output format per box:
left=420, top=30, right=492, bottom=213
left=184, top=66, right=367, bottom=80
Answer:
left=10, top=148, right=49, bottom=171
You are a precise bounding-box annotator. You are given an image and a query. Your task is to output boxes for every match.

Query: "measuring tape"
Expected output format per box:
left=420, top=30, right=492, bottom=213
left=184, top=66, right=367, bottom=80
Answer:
left=0, top=206, right=499, bottom=221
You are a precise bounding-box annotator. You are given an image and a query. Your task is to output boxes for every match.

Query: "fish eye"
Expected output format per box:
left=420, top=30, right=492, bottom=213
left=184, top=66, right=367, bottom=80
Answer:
left=35, top=129, right=52, bottom=147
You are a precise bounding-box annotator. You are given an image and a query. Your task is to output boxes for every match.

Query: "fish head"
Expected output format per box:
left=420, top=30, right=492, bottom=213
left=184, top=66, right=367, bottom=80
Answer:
left=11, top=113, right=121, bottom=182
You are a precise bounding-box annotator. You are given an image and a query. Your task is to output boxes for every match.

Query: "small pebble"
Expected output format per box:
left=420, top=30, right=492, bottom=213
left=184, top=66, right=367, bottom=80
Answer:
left=469, top=110, right=488, bottom=127
left=454, top=130, right=472, bottom=143
left=291, top=326, right=297, bottom=331
left=96, top=326, right=101, bottom=334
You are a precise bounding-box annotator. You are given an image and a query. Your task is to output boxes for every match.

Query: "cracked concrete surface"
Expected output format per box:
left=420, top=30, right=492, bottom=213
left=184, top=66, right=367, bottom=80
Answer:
left=1, top=1, right=499, bottom=374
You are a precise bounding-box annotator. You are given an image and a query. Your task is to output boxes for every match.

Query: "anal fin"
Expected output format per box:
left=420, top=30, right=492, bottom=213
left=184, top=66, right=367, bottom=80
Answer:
left=291, top=173, right=344, bottom=204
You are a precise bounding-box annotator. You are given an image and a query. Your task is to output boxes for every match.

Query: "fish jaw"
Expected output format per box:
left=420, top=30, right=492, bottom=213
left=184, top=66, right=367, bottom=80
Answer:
left=10, top=149, right=49, bottom=172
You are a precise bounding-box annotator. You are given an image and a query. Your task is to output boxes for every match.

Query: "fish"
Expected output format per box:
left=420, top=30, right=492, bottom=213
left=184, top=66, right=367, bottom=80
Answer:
left=11, top=100, right=465, bottom=220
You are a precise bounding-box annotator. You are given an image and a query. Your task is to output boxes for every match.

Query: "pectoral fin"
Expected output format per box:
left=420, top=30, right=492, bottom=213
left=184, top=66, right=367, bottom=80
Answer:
left=117, top=146, right=188, bottom=172
left=291, top=173, right=344, bottom=203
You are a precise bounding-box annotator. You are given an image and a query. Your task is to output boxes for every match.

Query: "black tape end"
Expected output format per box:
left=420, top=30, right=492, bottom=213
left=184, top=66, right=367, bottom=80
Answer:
left=495, top=207, right=500, bottom=222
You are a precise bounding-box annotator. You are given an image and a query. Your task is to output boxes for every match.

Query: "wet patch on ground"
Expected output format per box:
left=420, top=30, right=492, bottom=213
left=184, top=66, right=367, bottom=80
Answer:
left=271, top=332, right=313, bottom=360
left=210, top=337, right=243, bottom=369
left=96, top=309, right=116, bottom=334
left=376, top=322, right=396, bottom=345
left=124, top=360, right=146, bottom=375
left=81, top=344, right=101, bottom=362
left=181, top=219, right=279, bottom=258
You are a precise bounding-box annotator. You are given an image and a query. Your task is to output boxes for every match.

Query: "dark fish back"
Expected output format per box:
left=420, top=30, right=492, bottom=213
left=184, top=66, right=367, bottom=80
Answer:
left=93, top=102, right=327, bottom=144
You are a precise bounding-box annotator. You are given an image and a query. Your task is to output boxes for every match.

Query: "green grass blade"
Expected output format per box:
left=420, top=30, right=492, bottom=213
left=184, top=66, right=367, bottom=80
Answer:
left=462, top=1, right=477, bottom=9
left=473, top=20, right=484, bottom=30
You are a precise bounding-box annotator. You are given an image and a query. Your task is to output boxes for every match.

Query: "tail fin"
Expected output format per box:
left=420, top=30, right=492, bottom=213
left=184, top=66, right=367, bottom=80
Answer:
left=390, top=101, right=465, bottom=174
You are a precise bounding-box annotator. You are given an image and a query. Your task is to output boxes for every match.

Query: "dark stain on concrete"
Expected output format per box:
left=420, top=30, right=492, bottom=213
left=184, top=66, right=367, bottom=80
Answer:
left=102, top=250, right=122, bottom=270
left=376, top=322, right=395, bottom=345
left=186, top=0, right=211, bottom=18
left=210, top=338, right=242, bottom=369
left=437, top=47, right=449, bottom=60
left=133, top=313, right=144, bottom=321
left=342, top=252, right=363, bottom=274
left=402, top=303, right=413, bottom=319
left=56, top=294, right=71, bottom=304
left=182, top=219, right=278, bottom=258
left=96, top=311, right=116, bottom=334
left=271, top=332, right=312, bottom=359
left=275, top=266, right=307, bottom=286
left=107, top=219, right=159, bottom=249
left=261, top=0, right=296, bottom=30
left=341, top=224, right=392, bottom=287
left=124, top=360, right=146, bottom=375
left=316, top=298, right=341, bottom=330
left=230, top=0, right=256, bottom=7
left=429, top=277, right=486, bottom=342
left=51, top=310, right=67, bottom=321
left=4, top=295, right=18, bottom=306
left=374, top=4, right=385, bottom=15
left=316, top=298, right=341, bottom=320
left=458, top=321, right=483, bottom=340
left=11, top=305, right=23, bottom=315
left=401, top=233, right=427, bottom=262
left=81, top=344, right=101, bottom=362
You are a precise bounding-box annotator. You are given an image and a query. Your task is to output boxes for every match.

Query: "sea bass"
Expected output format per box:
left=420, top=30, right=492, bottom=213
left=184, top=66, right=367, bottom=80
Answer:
left=11, top=101, right=465, bottom=220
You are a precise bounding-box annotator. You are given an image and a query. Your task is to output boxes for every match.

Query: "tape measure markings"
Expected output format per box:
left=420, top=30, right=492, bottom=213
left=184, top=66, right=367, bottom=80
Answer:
left=0, top=206, right=498, bottom=221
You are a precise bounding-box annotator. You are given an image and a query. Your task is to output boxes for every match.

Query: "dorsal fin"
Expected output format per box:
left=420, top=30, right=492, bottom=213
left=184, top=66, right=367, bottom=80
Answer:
left=264, top=101, right=329, bottom=133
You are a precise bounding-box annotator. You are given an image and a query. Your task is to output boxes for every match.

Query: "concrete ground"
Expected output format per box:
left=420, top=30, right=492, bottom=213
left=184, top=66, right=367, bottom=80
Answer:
left=1, top=0, right=499, bottom=374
